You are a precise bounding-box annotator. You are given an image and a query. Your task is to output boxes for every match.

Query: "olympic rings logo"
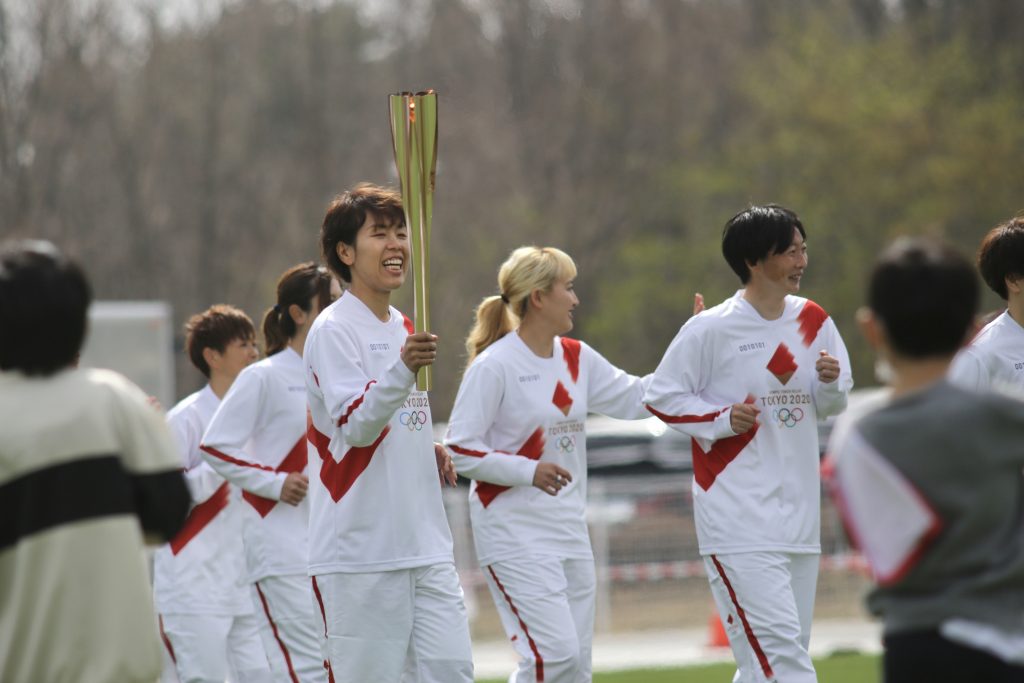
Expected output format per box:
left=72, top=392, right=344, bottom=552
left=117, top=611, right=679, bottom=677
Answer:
left=555, top=435, right=576, bottom=453
left=772, top=407, right=804, bottom=428
left=400, top=410, right=428, bottom=431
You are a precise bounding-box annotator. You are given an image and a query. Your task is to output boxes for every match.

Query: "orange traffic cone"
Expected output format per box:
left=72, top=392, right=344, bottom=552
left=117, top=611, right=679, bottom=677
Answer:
left=707, top=610, right=730, bottom=648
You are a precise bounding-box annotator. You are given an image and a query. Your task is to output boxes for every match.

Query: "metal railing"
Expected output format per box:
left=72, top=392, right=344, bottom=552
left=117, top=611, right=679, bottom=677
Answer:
left=442, top=473, right=872, bottom=639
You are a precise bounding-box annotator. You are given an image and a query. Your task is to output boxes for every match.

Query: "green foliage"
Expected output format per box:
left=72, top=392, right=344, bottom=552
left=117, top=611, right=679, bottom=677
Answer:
left=585, top=235, right=732, bottom=374
left=615, top=4, right=1024, bottom=388
left=3, top=1, right=1021, bottom=404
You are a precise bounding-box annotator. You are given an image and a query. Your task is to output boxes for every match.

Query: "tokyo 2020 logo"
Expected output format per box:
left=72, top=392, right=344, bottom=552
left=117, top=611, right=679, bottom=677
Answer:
left=772, top=407, right=804, bottom=428
left=400, top=410, right=428, bottom=431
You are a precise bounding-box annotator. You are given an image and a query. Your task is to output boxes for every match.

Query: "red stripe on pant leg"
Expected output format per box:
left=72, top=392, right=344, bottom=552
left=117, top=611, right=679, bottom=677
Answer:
left=710, top=555, right=775, bottom=679
left=256, top=581, right=300, bottom=683
left=487, top=566, right=545, bottom=682
left=158, top=614, right=176, bottom=664
left=311, top=576, right=329, bottom=638
left=310, top=577, right=335, bottom=683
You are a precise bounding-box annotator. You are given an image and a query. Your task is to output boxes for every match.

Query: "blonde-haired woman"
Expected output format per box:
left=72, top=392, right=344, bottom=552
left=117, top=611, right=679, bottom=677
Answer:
left=445, top=246, right=651, bottom=683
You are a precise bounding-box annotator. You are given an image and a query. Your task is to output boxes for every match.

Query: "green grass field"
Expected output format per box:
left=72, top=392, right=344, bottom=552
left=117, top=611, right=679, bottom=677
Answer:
left=479, top=652, right=880, bottom=682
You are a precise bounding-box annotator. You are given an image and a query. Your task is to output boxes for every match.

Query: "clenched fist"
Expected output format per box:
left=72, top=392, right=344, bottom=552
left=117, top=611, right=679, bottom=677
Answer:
left=280, top=472, right=309, bottom=506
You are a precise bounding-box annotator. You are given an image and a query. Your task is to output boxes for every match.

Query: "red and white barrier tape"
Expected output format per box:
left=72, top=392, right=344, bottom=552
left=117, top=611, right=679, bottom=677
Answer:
left=458, top=553, right=869, bottom=587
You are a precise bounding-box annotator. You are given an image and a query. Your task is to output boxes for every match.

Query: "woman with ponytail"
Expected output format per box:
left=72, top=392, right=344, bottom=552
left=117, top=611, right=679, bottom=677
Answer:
left=200, top=262, right=340, bottom=683
left=445, top=246, right=653, bottom=683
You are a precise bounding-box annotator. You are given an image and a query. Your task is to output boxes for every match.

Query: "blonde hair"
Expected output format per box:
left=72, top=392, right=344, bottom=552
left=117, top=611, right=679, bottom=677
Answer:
left=465, top=246, right=577, bottom=363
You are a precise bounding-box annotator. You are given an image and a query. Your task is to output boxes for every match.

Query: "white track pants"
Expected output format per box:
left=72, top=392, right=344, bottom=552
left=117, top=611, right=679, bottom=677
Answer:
left=704, top=552, right=819, bottom=683
left=158, top=612, right=273, bottom=683
left=484, top=557, right=596, bottom=683
left=313, top=563, right=474, bottom=683
left=252, top=575, right=330, bottom=683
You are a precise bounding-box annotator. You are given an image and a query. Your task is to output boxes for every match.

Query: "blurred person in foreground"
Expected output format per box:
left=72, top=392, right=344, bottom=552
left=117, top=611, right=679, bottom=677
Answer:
left=645, top=205, right=853, bottom=683
left=949, top=215, right=1024, bottom=394
left=304, top=183, right=473, bottom=682
left=152, top=305, right=272, bottom=683
left=825, top=237, right=1024, bottom=682
left=0, top=239, right=191, bottom=683
left=444, top=246, right=653, bottom=683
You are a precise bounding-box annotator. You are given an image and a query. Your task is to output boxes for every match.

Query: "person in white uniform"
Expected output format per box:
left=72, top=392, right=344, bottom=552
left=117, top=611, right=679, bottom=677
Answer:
left=645, top=205, right=853, bottom=683
left=201, top=263, right=341, bottom=683
left=153, top=305, right=272, bottom=683
left=303, top=183, right=473, bottom=683
left=444, top=246, right=652, bottom=683
left=949, top=216, right=1024, bottom=393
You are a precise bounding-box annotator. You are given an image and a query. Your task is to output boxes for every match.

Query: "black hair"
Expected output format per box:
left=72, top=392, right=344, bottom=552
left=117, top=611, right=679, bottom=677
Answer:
left=262, top=262, right=333, bottom=355
left=722, top=204, right=806, bottom=283
left=977, top=216, right=1024, bottom=301
left=868, top=237, right=978, bottom=358
left=0, top=240, right=92, bottom=375
left=320, top=183, right=405, bottom=283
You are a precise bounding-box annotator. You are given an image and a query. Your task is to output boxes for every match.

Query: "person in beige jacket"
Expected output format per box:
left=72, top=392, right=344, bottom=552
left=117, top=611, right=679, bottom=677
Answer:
left=0, top=239, right=190, bottom=683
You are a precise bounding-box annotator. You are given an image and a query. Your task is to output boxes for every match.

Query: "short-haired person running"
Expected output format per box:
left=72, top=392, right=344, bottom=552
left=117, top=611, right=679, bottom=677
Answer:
left=949, top=216, right=1024, bottom=393
left=444, top=246, right=652, bottom=683
left=825, top=237, right=1024, bottom=682
left=304, top=183, right=473, bottom=683
left=645, top=205, right=852, bottom=683
left=153, top=305, right=272, bottom=683
left=200, top=263, right=341, bottom=683
left=0, top=240, right=190, bottom=683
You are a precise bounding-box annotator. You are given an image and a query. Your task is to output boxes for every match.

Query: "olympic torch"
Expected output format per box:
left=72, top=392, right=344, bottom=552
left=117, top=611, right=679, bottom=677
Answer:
left=389, top=90, right=437, bottom=391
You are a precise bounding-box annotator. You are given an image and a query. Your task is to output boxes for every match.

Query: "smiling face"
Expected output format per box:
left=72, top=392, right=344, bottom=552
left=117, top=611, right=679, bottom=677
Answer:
left=750, top=227, right=808, bottom=296
left=208, top=335, right=259, bottom=381
left=535, top=276, right=580, bottom=336
left=337, top=212, right=410, bottom=297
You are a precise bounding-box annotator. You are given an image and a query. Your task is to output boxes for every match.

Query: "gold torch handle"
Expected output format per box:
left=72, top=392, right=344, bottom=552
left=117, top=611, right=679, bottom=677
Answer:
left=389, top=91, right=438, bottom=391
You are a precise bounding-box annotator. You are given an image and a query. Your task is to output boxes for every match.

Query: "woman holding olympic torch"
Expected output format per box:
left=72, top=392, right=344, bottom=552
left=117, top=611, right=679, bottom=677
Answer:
left=444, top=246, right=653, bottom=683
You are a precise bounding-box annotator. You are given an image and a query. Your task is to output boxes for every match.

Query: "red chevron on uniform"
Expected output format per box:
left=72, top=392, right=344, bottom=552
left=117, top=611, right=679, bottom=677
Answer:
left=310, top=423, right=390, bottom=503
left=477, top=427, right=546, bottom=508
left=552, top=381, right=573, bottom=416
left=240, top=435, right=310, bottom=518
left=767, top=343, right=798, bottom=386
left=561, top=337, right=581, bottom=383
left=797, top=301, right=828, bottom=348
left=170, top=482, right=231, bottom=554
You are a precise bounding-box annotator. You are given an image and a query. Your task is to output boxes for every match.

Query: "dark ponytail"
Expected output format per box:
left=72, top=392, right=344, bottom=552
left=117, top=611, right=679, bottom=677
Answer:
left=262, top=262, right=333, bottom=355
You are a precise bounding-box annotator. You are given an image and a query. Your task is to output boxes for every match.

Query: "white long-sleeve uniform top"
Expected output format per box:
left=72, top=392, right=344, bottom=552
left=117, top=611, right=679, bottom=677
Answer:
left=444, top=333, right=650, bottom=567
left=644, top=291, right=853, bottom=556
left=153, top=386, right=251, bottom=615
left=199, top=348, right=310, bottom=583
left=303, top=293, right=454, bottom=574
left=949, top=310, right=1024, bottom=393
